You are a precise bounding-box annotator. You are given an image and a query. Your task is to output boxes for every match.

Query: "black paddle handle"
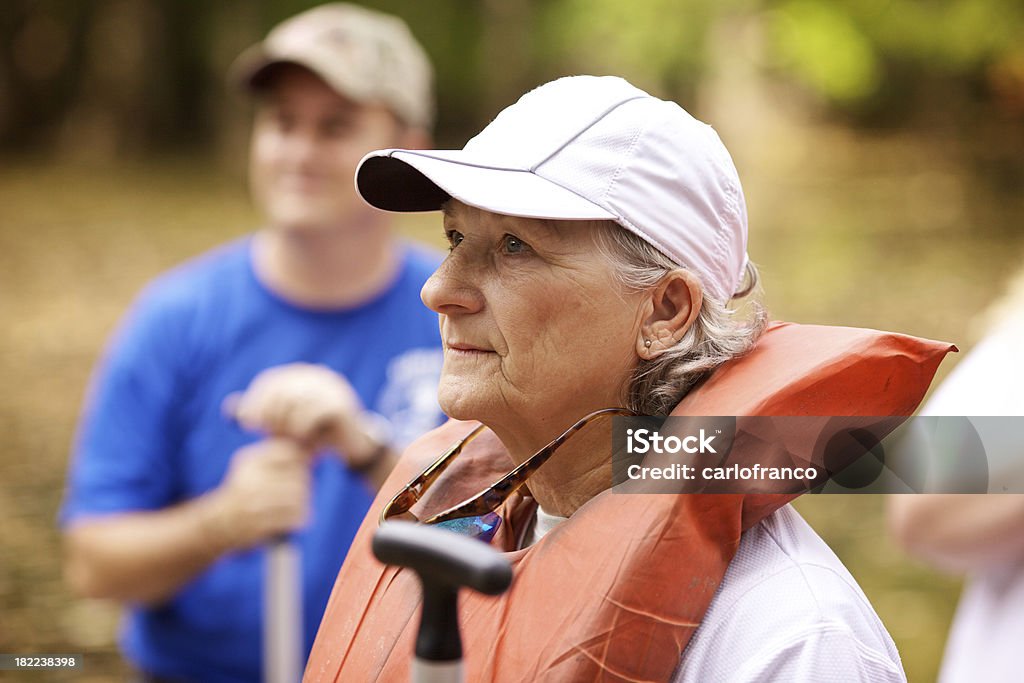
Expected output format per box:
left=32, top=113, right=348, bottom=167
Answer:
left=372, top=521, right=513, bottom=662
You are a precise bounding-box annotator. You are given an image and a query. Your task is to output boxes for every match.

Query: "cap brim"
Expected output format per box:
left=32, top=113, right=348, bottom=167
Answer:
left=356, top=150, right=617, bottom=221
left=229, top=45, right=282, bottom=91
left=229, top=45, right=366, bottom=103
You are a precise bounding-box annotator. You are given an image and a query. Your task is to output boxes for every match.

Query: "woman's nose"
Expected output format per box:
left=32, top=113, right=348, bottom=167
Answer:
left=421, top=257, right=484, bottom=315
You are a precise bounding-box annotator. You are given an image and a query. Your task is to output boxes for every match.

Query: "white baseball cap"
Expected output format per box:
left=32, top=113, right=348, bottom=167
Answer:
left=356, top=75, right=749, bottom=300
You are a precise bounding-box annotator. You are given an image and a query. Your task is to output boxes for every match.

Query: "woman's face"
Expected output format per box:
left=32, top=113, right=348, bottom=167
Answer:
left=421, top=201, right=645, bottom=439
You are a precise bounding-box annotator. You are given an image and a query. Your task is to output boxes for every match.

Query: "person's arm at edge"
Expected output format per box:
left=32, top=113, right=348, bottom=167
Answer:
left=888, top=494, right=1024, bottom=574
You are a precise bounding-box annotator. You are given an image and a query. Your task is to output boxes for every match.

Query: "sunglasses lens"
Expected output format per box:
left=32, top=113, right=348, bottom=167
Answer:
left=434, top=511, right=502, bottom=543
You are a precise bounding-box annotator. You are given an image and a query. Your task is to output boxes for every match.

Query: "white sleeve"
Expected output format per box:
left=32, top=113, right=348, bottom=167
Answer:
left=726, top=620, right=907, bottom=683
left=674, top=510, right=907, bottom=683
left=921, top=328, right=1023, bottom=417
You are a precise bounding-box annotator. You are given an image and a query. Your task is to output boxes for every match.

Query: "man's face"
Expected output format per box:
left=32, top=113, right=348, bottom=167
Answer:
left=249, top=65, right=403, bottom=232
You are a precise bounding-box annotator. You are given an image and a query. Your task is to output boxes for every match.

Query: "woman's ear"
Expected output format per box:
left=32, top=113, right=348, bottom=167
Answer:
left=636, top=270, right=703, bottom=360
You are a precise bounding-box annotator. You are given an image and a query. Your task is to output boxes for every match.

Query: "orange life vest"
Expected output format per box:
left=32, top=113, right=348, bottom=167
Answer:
left=305, top=322, right=954, bottom=682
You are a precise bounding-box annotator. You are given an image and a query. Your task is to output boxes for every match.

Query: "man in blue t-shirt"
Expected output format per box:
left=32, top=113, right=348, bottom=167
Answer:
left=60, top=5, right=444, bottom=681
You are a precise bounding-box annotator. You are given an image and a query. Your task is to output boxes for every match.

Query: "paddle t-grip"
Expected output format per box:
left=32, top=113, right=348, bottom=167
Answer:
left=372, top=521, right=512, bottom=666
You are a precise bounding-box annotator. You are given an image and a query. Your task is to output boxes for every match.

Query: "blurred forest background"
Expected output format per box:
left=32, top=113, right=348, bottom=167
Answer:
left=1, top=0, right=1023, bottom=680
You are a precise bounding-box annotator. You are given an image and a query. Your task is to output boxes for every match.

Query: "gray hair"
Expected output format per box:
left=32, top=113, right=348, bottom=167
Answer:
left=592, top=222, right=768, bottom=416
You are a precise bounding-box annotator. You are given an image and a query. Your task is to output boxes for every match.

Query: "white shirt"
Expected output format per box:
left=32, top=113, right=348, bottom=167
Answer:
left=522, top=505, right=567, bottom=549
left=526, top=504, right=905, bottom=681
left=673, top=505, right=905, bottom=682
left=917, top=316, right=1024, bottom=683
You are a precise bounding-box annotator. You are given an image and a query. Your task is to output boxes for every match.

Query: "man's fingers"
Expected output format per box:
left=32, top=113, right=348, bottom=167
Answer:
left=289, top=404, right=338, bottom=445
left=260, top=438, right=314, bottom=465
left=225, top=363, right=363, bottom=446
left=234, top=438, right=313, bottom=468
left=217, top=438, right=314, bottom=547
left=222, top=391, right=243, bottom=420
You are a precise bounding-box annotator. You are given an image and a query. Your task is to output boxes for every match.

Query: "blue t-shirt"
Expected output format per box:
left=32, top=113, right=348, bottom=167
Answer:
left=61, top=237, right=445, bottom=682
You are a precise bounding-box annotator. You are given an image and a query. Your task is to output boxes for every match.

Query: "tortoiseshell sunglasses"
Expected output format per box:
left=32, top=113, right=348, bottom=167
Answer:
left=380, top=407, right=638, bottom=542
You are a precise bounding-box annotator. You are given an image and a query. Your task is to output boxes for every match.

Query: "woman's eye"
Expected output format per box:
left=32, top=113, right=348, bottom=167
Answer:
left=445, top=230, right=464, bottom=251
left=502, top=234, right=529, bottom=254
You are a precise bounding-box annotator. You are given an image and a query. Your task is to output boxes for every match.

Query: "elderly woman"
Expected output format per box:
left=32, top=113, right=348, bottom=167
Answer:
left=304, top=76, right=951, bottom=682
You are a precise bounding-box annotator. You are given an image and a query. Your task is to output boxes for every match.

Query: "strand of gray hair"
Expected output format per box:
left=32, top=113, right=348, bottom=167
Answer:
left=592, top=221, right=768, bottom=416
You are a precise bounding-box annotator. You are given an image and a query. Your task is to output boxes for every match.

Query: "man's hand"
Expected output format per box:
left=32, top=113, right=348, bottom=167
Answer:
left=204, top=438, right=313, bottom=553
left=227, top=363, right=361, bottom=446
left=225, top=363, right=388, bottom=471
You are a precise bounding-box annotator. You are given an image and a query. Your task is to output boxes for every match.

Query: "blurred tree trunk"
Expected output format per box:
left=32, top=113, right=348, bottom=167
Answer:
left=144, top=0, right=215, bottom=152
left=0, top=0, right=223, bottom=159
left=209, top=1, right=261, bottom=172
left=479, top=0, right=534, bottom=118
left=0, top=1, right=96, bottom=153
left=57, top=0, right=153, bottom=159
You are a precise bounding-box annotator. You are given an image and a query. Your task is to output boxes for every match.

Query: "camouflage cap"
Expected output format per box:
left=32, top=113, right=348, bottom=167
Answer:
left=230, top=3, right=434, bottom=128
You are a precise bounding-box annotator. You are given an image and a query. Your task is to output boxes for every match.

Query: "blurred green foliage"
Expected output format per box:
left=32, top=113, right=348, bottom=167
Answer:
left=766, top=0, right=1024, bottom=118
left=2, top=0, right=1023, bottom=154
left=769, top=0, right=881, bottom=102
